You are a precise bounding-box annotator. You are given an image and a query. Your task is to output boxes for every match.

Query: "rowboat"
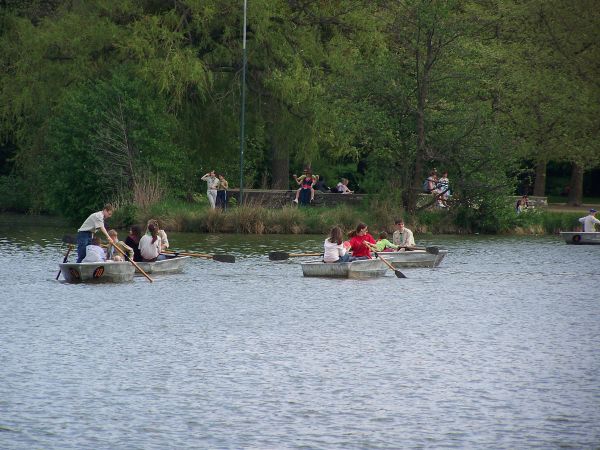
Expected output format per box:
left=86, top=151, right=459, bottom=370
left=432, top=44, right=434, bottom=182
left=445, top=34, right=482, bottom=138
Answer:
left=134, top=255, right=190, bottom=275
left=559, top=231, right=600, bottom=245
left=382, top=249, right=448, bottom=268
left=59, top=262, right=135, bottom=283
left=300, top=259, right=387, bottom=279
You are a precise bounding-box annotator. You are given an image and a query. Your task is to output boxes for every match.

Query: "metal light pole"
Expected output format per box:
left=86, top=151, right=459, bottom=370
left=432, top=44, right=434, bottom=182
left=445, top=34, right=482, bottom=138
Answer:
left=239, top=0, right=247, bottom=206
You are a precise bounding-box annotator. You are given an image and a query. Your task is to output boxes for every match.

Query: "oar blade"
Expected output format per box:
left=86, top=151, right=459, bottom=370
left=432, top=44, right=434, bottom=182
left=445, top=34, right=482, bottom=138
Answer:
left=268, top=251, right=289, bottom=261
left=394, top=269, right=407, bottom=278
left=425, top=246, right=440, bottom=255
left=213, top=254, right=235, bottom=263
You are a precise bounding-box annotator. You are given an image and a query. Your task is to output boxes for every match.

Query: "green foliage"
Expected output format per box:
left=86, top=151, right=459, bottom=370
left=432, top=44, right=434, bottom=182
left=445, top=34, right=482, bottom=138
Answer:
left=46, top=72, right=185, bottom=222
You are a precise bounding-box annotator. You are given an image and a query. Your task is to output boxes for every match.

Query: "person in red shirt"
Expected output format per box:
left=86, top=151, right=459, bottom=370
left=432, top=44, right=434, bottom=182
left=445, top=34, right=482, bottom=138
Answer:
left=347, top=223, right=377, bottom=259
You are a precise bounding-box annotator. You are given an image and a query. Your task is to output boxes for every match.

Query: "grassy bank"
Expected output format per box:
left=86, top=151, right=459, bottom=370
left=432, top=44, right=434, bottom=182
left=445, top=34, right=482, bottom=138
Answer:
left=109, top=199, right=586, bottom=236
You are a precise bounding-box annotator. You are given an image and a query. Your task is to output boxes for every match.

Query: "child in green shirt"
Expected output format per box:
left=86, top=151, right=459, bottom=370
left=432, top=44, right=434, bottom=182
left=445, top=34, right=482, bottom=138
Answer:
left=375, top=231, right=399, bottom=252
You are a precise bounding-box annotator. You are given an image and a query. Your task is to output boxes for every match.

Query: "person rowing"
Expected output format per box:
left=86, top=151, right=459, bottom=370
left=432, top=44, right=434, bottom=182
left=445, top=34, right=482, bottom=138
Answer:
left=347, top=223, right=377, bottom=260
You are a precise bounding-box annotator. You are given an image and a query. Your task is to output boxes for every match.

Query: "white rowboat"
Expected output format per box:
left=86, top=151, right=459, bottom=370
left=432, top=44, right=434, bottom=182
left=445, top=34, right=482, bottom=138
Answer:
left=382, top=249, right=448, bottom=268
left=301, top=259, right=387, bottom=279
left=59, top=262, right=135, bottom=283
left=559, top=231, right=600, bottom=245
left=135, top=255, right=190, bottom=275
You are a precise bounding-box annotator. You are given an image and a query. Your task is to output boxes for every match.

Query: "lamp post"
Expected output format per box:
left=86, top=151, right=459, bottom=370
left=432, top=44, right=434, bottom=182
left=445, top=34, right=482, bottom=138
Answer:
left=239, top=0, right=247, bottom=206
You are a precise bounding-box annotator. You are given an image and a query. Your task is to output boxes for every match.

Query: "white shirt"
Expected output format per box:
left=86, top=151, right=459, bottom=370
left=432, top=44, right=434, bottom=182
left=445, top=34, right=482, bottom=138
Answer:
left=201, top=174, right=219, bottom=190
left=139, top=235, right=162, bottom=260
left=78, top=211, right=104, bottom=233
left=323, top=238, right=347, bottom=263
left=82, top=244, right=106, bottom=262
left=578, top=214, right=600, bottom=232
left=392, top=228, right=415, bottom=247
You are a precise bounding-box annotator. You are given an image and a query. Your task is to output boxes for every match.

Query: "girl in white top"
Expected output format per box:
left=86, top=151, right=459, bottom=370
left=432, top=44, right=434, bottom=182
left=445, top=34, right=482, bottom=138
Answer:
left=323, top=226, right=351, bottom=263
left=139, top=223, right=162, bottom=261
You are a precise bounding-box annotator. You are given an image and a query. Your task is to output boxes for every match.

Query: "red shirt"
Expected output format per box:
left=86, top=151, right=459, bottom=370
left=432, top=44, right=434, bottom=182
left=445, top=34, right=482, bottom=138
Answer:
left=348, top=233, right=376, bottom=258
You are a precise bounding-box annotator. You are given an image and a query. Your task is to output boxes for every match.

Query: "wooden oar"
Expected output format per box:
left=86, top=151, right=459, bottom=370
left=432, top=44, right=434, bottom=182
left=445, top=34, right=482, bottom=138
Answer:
left=163, top=250, right=235, bottom=263
left=62, top=234, right=153, bottom=282
left=55, top=244, right=74, bottom=280
left=374, top=252, right=407, bottom=278
left=269, top=251, right=322, bottom=261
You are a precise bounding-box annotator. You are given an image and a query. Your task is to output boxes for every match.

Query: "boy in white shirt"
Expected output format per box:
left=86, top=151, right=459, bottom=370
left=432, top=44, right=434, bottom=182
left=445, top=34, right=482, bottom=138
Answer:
left=76, top=204, right=114, bottom=263
left=578, top=208, right=600, bottom=232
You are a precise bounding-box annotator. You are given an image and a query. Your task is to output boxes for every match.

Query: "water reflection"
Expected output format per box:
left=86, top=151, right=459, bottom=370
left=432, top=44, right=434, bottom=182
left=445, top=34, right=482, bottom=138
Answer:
left=1, top=218, right=599, bottom=448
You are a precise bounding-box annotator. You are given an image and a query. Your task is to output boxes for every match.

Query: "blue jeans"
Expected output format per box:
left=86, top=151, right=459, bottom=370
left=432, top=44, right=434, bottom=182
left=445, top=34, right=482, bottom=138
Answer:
left=76, top=231, right=92, bottom=263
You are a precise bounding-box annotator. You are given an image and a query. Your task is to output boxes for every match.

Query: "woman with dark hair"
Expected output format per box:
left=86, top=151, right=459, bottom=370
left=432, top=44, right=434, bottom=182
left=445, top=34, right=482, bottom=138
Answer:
left=323, top=226, right=351, bottom=263
left=139, top=223, right=163, bottom=262
left=347, top=223, right=377, bottom=260
left=125, top=225, right=143, bottom=262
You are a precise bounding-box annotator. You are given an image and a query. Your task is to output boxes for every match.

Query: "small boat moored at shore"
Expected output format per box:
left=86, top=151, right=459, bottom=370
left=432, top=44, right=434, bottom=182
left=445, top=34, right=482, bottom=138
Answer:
left=301, top=258, right=388, bottom=279
left=59, top=262, right=135, bottom=283
left=559, top=231, right=600, bottom=245
left=134, top=255, right=190, bottom=275
left=382, top=248, right=448, bottom=268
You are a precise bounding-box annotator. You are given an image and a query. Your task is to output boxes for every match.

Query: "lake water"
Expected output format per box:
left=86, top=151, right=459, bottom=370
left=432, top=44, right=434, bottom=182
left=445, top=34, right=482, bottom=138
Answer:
left=1, top=216, right=599, bottom=449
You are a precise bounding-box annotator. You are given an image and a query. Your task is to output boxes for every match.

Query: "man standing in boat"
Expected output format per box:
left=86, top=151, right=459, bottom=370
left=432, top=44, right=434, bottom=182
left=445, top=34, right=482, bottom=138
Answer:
left=76, top=204, right=114, bottom=263
left=578, top=208, right=600, bottom=232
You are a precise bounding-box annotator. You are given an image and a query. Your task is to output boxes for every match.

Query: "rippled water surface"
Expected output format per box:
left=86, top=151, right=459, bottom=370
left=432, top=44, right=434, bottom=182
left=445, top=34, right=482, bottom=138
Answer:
left=1, top=216, right=599, bottom=449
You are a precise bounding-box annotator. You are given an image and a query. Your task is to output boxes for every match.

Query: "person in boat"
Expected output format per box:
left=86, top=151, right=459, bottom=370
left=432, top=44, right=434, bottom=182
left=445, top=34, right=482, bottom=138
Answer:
left=292, top=169, right=316, bottom=205
left=82, top=236, right=107, bottom=263
left=139, top=222, right=166, bottom=262
left=578, top=208, right=600, bottom=232
left=215, top=173, right=229, bottom=210
left=347, top=223, right=377, bottom=260
left=124, top=225, right=143, bottom=262
left=323, top=226, right=352, bottom=263
left=375, top=231, right=399, bottom=252
left=392, top=219, right=415, bottom=250
left=201, top=170, right=219, bottom=209
left=76, top=204, right=115, bottom=263
left=106, top=229, right=134, bottom=261
left=147, top=219, right=169, bottom=252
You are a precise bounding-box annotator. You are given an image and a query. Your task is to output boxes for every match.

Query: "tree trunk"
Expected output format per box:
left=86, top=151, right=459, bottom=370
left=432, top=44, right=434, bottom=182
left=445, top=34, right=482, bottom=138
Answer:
left=567, top=162, right=584, bottom=206
left=533, top=159, right=546, bottom=196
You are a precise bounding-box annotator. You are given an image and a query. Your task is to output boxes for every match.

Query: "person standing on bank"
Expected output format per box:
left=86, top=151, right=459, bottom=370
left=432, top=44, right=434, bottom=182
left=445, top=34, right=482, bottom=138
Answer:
left=392, top=219, right=415, bottom=249
left=578, top=208, right=600, bottom=232
left=76, top=204, right=114, bottom=263
left=201, top=170, right=219, bottom=209
left=216, top=173, right=229, bottom=210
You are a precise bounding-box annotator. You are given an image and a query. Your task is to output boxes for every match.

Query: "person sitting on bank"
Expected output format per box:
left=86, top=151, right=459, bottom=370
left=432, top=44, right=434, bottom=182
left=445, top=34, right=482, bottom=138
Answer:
left=76, top=204, right=115, bottom=263
left=313, top=175, right=330, bottom=193
left=516, top=195, right=529, bottom=214
left=139, top=223, right=165, bottom=262
left=292, top=169, right=316, bottom=204
left=392, top=219, right=415, bottom=249
left=336, top=178, right=353, bottom=194
left=578, top=208, right=600, bottom=232
left=147, top=219, right=169, bottom=252
left=82, top=236, right=107, bottom=263
left=323, top=226, right=352, bottom=263
left=106, top=229, right=134, bottom=261
left=375, top=231, right=399, bottom=252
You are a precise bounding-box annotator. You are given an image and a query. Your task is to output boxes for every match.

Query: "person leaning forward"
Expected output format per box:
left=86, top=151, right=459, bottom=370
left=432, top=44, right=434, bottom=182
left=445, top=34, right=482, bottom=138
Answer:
left=76, top=204, right=115, bottom=263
